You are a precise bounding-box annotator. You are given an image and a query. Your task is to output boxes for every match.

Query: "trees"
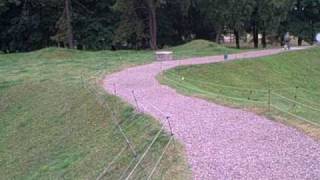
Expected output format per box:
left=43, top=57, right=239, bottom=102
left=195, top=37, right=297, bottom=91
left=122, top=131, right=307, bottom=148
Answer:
left=225, top=0, right=255, bottom=48
left=198, top=0, right=255, bottom=48
left=113, top=0, right=161, bottom=50
left=0, top=0, right=8, bottom=15
left=52, top=0, right=74, bottom=48
left=288, top=0, right=320, bottom=45
left=114, top=0, right=191, bottom=50
left=198, top=0, right=227, bottom=43
left=74, top=0, right=116, bottom=50
left=0, top=0, right=319, bottom=51
left=112, top=0, right=148, bottom=49
left=146, top=0, right=159, bottom=50
left=0, top=0, right=59, bottom=51
left=250, top=0, right=292, bottom=48
left=65, top=0, right=73, bottom=48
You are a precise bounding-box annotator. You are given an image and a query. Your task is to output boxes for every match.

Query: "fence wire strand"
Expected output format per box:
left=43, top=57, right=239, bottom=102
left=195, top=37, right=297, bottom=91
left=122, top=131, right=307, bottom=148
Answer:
left=125, top=126, right=164, bottom=180
left=272, top=92, right=320, bottom=113
left=271, top=104, right=320, bottom=128
left=96, top=145, right=128, bottom=180
left=162, top=72, right=320, bottom=128
left=147, top=136, right=174, bottom=180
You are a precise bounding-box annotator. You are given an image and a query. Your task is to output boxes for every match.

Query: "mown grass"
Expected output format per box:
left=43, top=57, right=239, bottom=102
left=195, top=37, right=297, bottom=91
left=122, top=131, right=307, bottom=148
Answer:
left=161, top=47, right=320, bottom=138
left=0, top=40, right=237, bottom=179
left=0, top=47, right=189, bottom=179
left=168, top=39, right=241, bottom=59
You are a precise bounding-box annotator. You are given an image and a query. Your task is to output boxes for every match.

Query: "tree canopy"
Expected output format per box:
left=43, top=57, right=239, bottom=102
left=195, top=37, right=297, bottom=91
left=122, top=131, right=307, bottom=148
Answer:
left=0, top=0, right=319, bottom=51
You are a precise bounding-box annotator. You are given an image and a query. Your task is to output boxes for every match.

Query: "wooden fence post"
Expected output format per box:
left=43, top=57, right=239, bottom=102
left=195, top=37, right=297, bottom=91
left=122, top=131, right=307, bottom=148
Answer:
left=268, top=89, right=271, bottom=112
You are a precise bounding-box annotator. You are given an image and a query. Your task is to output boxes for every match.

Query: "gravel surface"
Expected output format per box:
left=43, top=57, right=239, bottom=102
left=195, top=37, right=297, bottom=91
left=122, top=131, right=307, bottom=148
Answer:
left=103, top=48, right=320, bottom=180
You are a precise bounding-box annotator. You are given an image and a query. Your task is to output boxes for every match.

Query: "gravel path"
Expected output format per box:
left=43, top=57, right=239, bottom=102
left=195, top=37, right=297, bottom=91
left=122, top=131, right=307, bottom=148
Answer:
left=103, top=48, right=320, bottom=180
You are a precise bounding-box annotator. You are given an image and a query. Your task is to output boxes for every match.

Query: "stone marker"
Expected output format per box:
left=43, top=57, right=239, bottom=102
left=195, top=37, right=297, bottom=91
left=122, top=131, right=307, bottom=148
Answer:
left=224, top=53, right=228, bottom=60
left=155, top=51, right=173, bottom=61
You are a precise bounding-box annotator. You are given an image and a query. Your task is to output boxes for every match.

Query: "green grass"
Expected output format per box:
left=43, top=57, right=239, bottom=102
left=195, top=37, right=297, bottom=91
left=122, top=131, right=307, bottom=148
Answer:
left=168, top=39, right=241, bottom=59
left=0, top=48, right=190, bottom=179
left=161, top=47, right=320, bottom=132
left=0, top=40, right=238, bottom=179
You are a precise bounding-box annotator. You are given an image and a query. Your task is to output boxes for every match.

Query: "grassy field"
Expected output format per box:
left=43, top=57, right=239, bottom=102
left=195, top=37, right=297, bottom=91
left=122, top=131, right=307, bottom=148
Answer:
left=161, top=47, right=320, bottom=138
left=0, top=40, right=237, bottom=179
left=167, top=39, right=241, bottom=59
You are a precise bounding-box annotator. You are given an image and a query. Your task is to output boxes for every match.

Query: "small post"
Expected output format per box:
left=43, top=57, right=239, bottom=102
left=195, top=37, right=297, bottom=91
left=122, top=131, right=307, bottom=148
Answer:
left=224, top=53, right=228, bottom=61
left=104, top=101, right=137, bottom=157
left=166, top=116, right=174, bottom=136
left=268, top=88, right=271, bottom=112
left=113, top=83, right=117, bottom=95
left=293, top=86, right=299, bottom=112
left=294, top=86, right=299, bottom=101
left=80, top=72, right=84, bottom=88
left=131, top=90, right=140, bottom=112
left=248, top=90, right=253, bottom=100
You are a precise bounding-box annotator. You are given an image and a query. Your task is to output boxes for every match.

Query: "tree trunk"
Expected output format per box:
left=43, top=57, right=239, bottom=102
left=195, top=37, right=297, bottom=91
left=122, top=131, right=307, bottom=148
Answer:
left=262, top=31, right=267, bottom=48
left=65, top=0, right=74, bottom=48
left=280, top=34, right=284, bottom=46
left=234, top=29, right=240, bottom=49
left=253, top=24, right=259, bottom=48
left=311, top=20, right=314, bottom=45
left=298, top=36, right=303, bottom=46
left=215, top=27, right=222, bottom=44
left=148, top=4, right=157, bottom=50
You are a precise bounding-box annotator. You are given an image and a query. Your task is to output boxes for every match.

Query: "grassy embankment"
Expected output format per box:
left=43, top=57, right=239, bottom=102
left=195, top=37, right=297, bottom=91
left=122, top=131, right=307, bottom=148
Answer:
left=0, top=40, right=237, bottom=179
left=161, top=47, right=320, bottom=138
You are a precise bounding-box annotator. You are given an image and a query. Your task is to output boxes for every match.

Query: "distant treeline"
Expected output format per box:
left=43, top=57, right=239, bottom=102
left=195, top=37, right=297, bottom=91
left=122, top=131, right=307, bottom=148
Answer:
left=0, top=0, right=319, bottom=52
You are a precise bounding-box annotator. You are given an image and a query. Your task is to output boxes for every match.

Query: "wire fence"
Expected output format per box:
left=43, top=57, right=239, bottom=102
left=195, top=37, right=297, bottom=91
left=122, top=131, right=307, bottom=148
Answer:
left=163, top=72, right=320, bottom=128
left=80, top=69, right=319, bottom=179
left=5, top=66, right=318, bottom=179
left=79, top=72, right=190, bottom=180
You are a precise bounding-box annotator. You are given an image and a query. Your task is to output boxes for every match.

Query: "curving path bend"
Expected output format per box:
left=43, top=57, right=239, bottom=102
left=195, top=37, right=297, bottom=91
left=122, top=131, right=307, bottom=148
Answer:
left=103, top=48, right=320, bottom=180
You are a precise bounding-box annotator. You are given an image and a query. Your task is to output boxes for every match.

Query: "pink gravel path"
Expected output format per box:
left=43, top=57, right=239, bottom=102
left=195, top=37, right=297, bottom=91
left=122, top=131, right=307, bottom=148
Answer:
left=103, top=48, right=320, bottom=179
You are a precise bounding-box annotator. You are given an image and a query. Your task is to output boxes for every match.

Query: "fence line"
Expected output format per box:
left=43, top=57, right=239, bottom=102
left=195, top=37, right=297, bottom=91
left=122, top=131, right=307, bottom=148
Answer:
left=166, top=72, right=268, bottom=92
left=102, top=96, right=138, bottom=157
left=118, top=157, right=137, bottom=180
left=163, top=73, right=320, bottom=128
left=291, top=94, right=320, bottom=107
left=103, top=112, right=142, bottom=142
left=271, top=104, right=320, bottom=128
left=86, top=78, right=139, bottom=157
left=83, top=77, right=179, bottom=180
left=147, top=136, right=174, bottom=180
left=81, top=69, right=319, bottom=180
left=82, top=76, right=142, bottom=165
left=125, top=126, right=164, bottom=180
left=83, top=78, right=148, bottom=180
left=1, top=70, right=183, bottom=180
left=300, top=87, right=320, bottom=96
left=167, top=72, right=320, bottom=99
left=122, top=114, right=144, bottom=131
left=131, top=90, right=142, bottom=112
left=165, top=73, right=320, bottom=109
left=179, top=74, right=316, bottom=94
left=135, top=87, right=180, bottom=136
left=164, top=76, right=266, bottom=104
left=96, top=145, right=128, bottom=180
left=271, top=92, right=320, bottom=113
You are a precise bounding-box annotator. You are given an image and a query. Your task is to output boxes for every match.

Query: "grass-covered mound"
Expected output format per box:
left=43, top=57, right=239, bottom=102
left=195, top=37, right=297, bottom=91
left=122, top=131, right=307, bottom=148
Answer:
left=161, top=47, right=320, bottom=137
left=0, top=47, right=193, bottom=179
left=169, top=39, right=241, bottom=59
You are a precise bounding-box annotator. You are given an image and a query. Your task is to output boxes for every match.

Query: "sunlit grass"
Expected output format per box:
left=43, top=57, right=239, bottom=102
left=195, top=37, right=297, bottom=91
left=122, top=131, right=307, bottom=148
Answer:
left=0, top=40, right=253, bottom=179
left=0, top=47, right=191, bottom=179
left=161, top=47, right=320, bottom=137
